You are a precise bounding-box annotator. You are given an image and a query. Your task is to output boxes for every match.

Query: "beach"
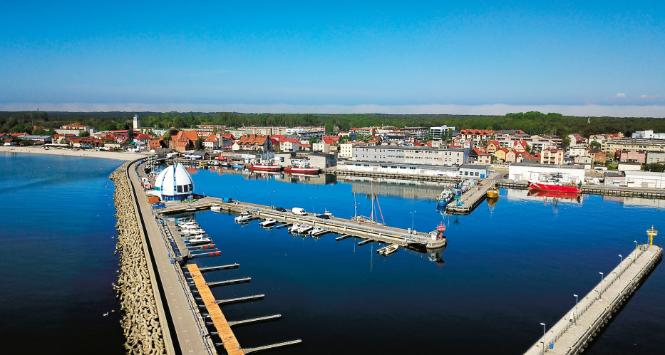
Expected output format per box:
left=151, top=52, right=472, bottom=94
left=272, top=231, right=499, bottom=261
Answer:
left=0, top=145, right=146, bottom=161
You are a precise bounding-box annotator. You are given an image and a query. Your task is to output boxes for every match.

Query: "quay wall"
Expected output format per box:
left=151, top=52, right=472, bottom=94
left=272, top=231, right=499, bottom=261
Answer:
left=111, top=163, right=169, bottom=354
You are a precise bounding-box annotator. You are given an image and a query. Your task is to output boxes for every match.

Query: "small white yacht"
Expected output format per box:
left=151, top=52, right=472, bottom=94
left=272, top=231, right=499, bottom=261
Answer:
left=377, top=244, right=399, bottom=256
left=309, top=227, right=325, bottom=236
left=186, top=236, right=212, bottom=245
left=296, top=224, right=312, bottom=234
left=234, top=211, right=253, bottom=224
left=211, top=204, right=222, bottom=212
left=260, top=218, right=277, bottom=228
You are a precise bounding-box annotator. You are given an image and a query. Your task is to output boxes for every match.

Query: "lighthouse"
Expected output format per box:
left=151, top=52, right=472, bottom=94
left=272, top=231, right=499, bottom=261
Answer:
left=132, top=114, right=140, bottom=130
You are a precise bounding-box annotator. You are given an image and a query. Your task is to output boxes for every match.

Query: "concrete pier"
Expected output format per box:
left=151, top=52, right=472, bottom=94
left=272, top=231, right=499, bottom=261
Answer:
left=445, top=174, right=498, bottom=214
left=524, top=244, right=662, bottom=355
left=157, top=197, right=445, bottom=249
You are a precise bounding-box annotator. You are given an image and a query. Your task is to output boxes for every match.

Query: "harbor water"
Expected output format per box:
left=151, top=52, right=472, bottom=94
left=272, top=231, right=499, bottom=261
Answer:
left=185, top=168, right=665, bottom=354
left=1, top=153, right=664, bottom=354
left=0, top=153, right=123, bottom=354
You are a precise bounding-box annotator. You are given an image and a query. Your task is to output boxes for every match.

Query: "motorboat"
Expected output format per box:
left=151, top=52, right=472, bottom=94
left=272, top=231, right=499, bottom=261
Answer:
left=288, top=223, right=301, bottom=233
left=186, top=236, right=212, bottom=245
left=309, top=227, right=326, bottom=236
left=234, top=212, right=253, bottom=224
left=181, top=228, right=206, bottom=236
left=211, top=204, right=222, bottom=212
left=296, top=224, right=312, bottom=234
left=260, top=218, right=277, bottom=228
left=377, top=244, right=399, bottom=256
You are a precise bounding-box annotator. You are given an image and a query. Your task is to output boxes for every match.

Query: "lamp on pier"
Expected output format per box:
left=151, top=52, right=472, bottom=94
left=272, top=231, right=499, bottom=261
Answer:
left=646, top=225, right=658, bottom=248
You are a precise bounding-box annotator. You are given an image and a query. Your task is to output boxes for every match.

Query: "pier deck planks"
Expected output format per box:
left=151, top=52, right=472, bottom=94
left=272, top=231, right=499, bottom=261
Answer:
left=187, top=263, right=245, bottom=355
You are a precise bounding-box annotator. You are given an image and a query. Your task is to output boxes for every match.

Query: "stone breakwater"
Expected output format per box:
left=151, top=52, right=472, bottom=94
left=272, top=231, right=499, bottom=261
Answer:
left=111, top=164, right=167, bottom=354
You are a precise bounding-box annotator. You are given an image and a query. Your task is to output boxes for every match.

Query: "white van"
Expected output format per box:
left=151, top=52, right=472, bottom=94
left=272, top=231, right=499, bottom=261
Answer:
left=291, top=207, right=307, bottom=216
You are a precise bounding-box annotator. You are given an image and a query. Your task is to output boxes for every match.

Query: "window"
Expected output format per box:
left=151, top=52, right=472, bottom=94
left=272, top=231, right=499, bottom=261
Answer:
left=177, top=185, right=183, bottom=193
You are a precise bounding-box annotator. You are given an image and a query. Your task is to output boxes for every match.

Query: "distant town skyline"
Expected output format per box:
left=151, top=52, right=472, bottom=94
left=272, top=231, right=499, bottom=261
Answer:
left=1, top=1, right=664, bottom=116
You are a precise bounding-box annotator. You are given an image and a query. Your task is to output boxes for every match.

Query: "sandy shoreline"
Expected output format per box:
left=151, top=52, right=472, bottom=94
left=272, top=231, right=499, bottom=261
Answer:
left=0, top=146, right=147, bottom=161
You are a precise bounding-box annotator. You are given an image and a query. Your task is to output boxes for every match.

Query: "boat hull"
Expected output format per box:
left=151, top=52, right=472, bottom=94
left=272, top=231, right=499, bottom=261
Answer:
left=284, top=166, right=320, bottom=175
left=528, top=182, right=581, bottom=194
left=250, top=165, right=282, bottom=172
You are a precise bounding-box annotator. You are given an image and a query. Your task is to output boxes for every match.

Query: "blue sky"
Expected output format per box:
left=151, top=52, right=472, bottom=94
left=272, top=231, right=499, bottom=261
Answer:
left=1, top=1, right=664, bottom=115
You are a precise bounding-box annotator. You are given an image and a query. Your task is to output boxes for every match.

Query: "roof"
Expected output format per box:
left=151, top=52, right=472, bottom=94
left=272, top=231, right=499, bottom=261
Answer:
left=322, top=135, right=340, bottom=144
left=154, top=163, right=194, bottom=196
left=238, top=134, right=268, bottom=145
left=204, top=135, right=218, bottom=143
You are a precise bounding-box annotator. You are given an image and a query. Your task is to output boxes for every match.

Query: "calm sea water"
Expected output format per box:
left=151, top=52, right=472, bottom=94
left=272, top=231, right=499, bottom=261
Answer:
left=2, top=154, right=663, bottom=355
left=181, top=168, right=665, bottom=354
left=0, top=153, right=123, bottom=354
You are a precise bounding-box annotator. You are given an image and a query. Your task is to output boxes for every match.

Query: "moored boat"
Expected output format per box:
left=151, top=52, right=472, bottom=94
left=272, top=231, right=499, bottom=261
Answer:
left=486, top=186, right=499, bottom=199
left=260, top=218, right=277, bottom=228
left=377, top=244, right=399, bottom=256
left=234, top=211, right=253, bottom=224
left=528, top=173, right=581, bottom=194
left=211, top=204, right=222, bottom=212
left=284, top=159, right=320, bottom=175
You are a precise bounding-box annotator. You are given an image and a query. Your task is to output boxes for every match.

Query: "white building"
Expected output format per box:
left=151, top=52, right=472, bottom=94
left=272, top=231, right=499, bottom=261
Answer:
left=606, top=171, right=665, bottom=189
left=508, top=163, right=586, bottom=184
left=339, top=143, right=354, bottom=159
left=353, top=145, right=467, bottom=166
left=459, top=165, right=489, bottom=179
left=429, top=125, right=456, bottom=140
left=154, top=163, right=195, bottom=201
left=337, top=161, right=459, bottom=178
left=632, top=130, right=665, bottom=140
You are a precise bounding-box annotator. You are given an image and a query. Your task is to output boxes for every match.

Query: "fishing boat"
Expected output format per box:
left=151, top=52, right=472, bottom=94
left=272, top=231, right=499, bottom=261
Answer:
left=528, top=173, right=581, bottom=194
left=260, top=218, right=277, bottom=228
left=486, top=186, right=499, bottom=199
left=284, top=159, right=320, bottom=175
left=377, top=244, right=399, bottom=256
left=249, top=158, right=282, bottom=172
left=437, top=188, right=455, bottom=208
left=234, top=211, right=253, bottom=224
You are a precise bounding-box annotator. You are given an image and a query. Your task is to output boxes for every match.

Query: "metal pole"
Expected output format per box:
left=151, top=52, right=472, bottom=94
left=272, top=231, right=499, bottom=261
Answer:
left=618, top=254, right=623, bottom=263
left=573, top=294, right=579, bottom=324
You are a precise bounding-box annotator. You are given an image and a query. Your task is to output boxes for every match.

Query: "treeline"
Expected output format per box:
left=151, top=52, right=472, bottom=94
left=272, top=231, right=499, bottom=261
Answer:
left=1, top=110, right=665, bottom=137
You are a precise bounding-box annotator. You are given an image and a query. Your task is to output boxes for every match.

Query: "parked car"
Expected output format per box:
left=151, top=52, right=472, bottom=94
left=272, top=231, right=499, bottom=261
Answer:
left=291, top=207, right=307, bottom=216
left=274, top=206, right=287, bottom=212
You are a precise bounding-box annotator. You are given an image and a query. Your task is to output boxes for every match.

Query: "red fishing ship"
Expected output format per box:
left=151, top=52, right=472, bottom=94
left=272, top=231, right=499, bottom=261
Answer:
left=528, top=173, right=581, bottom=194
left=283, top=159, right=320, bottom=175
left=249, top=159, right=282, bottom=172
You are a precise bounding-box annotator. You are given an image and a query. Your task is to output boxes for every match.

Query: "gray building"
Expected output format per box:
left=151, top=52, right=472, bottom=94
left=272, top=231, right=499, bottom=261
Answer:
left=429, top=125, right=456, bottom=141
left=647, top=152, right=665, bottom=164
left=353, top=145, right=467, bottom=166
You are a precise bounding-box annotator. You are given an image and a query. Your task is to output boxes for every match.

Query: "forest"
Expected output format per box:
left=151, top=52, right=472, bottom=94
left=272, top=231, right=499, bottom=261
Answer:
left=1, top=111, right=665, bottom=138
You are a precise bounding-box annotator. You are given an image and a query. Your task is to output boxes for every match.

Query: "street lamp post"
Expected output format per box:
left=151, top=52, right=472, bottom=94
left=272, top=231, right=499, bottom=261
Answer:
left=573, top=294, right=579, bottom=324
left=539, top=322, right=547, bottom=354
left=618, top=254, right=623, bottom=263
left=634, top=240, right=638, bottom=249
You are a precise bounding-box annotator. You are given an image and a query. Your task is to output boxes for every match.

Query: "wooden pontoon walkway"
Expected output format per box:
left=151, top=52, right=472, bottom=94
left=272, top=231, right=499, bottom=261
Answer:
left=157, top=197, right=444, bottom=249
left=187, top=264, right=245, bottom=355
left=524, top=244, right=662, bottom=355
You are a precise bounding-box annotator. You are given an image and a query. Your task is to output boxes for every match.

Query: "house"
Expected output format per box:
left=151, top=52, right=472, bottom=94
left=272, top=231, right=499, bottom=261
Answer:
left=459, top=129, right=495, bottom=144
left=504, top=149, right=517, bottom=163
left=203, top=134, right=220, bottom=150
left=619, top=151, right=647, bottom=164
left=486, top=140, right=501, bottom=154
left=513, top=140, right=528, bottom=153
left=149, top=139, right=164, bottom=151
left=234, top=134, right=270, bottom=151
left=471, top=147, right=492, bottom=165
left=540, top=148, right=565, bottom=165
left=279, top=137, right=301, bottom=152
left=647, top=152, right=665, bottom=164
left=171, top=130, right=199, bottom=152
left=494, top=148, right=507, bottom=162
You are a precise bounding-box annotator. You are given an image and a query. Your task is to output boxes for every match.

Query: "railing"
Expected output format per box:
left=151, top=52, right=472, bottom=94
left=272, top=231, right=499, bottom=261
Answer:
left=532, top=245, right=658, bottom=353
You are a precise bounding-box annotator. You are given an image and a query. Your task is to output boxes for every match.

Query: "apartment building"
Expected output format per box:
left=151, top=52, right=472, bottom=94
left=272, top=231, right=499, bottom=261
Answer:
left=353, top=145, right=467, bottom=166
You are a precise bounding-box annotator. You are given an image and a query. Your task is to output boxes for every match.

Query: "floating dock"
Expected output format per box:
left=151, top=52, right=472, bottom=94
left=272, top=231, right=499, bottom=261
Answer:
left=157, top=197, right=444, bottom=250
left=524, top=244, right=662, bottom=355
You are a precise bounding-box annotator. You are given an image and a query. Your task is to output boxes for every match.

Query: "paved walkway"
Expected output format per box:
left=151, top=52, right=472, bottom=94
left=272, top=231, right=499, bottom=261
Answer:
left=524, top=244, right=663, bottom=355
left=128, top=160, right=215, bottom=355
